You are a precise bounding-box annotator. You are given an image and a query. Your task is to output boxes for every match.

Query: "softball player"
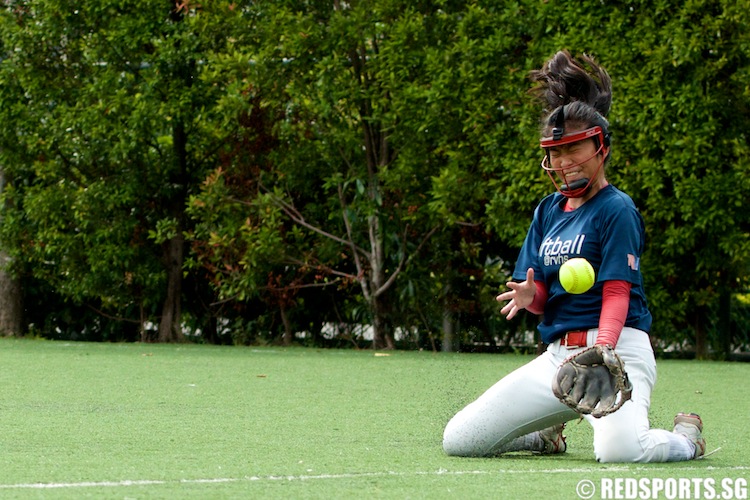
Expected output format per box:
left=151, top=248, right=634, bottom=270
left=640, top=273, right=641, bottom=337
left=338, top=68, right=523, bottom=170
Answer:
left=442, top=51, right=705, bottom=462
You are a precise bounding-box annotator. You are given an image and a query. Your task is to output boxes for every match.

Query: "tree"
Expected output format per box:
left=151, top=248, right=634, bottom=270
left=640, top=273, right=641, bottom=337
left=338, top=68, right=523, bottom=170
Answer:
left=188, top=1, right=542, bottom=350
left=0, top=0, right=240, bottom=340
left=190, top=1, right=440, bottom=349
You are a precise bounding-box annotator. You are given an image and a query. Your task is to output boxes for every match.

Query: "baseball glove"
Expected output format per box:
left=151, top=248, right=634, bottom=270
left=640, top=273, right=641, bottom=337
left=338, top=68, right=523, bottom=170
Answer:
left=551, top=344, right=633, bottom=418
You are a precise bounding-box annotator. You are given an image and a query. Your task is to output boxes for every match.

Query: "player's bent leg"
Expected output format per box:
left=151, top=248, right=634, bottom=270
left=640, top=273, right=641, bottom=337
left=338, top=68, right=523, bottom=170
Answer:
left=443, top=350, right=577, bottom=457
left=587, top=398, right=672, bottom=463
left=596, top=412, right=704, bottom=462
left=588, top=329, right=675, bottom=463
left=590, top=408, right=701, bottom=462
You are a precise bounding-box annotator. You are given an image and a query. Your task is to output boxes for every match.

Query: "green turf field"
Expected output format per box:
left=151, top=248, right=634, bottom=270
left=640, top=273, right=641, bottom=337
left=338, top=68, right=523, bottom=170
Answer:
left=0, top=338, right=746, bottom=499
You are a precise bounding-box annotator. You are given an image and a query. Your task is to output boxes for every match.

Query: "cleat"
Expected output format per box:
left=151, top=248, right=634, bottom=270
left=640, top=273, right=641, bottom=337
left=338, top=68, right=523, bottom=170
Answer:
left=673, top=413, right=706, bottom=459
left=539, top=423, right=567, bottom=454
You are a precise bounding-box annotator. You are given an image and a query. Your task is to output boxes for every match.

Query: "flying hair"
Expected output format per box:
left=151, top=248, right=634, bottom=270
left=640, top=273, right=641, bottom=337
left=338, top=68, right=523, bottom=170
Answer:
left=528, top=50, right=612, bottom=118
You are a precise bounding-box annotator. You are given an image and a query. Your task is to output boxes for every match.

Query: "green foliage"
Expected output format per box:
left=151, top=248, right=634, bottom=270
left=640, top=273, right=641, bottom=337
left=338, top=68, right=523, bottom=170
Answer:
left=0, top=0, right=241, bottom=339
left=596, top=0, right=750, bottom=350
left=0, top=0, right=746, bottom=352
left=185, top=1, right=550, bottom=349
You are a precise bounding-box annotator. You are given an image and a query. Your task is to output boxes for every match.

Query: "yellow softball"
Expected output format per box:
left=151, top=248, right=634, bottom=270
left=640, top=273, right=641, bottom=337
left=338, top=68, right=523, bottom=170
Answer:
left=559, top=258, right=595, bottom=294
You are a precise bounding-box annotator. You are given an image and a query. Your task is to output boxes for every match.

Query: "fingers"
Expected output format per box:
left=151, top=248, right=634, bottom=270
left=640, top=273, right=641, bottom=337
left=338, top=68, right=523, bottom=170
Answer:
left=496, top=290, right=513, bottom=303
left=499, top=298, right=516, bottom=318
left=504, top=303, right=519, bottom=320
left=496, top=281, right=519, bottom=301
left=496, top=268, right=536, bottom=320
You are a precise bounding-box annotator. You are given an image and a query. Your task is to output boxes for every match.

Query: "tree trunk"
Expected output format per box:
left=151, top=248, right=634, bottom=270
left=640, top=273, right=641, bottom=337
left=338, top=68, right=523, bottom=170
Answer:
left=139, top=300, right=148, bottom=342
left=0, top=168, right=22, bottom=336
left=158, top=110, right=188, bottom=343
left=372, top=293, right=394, bottom=350
left=368, top=213, right=395, bottom=350
left=158, top=232, right=184, bottom=342
left=280, top=303, right=293, bottom=346
left=442, top=306, right=454, bottom=353
left=0, top=251, right=22, bottom=336
left=441, top=282, right=455, bottom=352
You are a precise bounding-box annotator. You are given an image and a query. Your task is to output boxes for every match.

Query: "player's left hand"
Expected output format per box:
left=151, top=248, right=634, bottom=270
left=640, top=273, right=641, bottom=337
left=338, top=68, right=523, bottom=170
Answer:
left=551, top=344, right=633, bottom=418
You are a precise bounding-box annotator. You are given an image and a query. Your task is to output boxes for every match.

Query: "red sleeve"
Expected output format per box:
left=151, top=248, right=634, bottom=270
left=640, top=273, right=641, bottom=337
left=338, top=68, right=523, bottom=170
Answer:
left=527, top=280, right=548, bottom=315
left=595, top=280, right=631, bottom=347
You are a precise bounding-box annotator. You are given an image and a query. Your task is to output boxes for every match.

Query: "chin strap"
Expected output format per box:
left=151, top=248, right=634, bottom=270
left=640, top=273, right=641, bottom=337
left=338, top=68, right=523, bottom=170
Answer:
left=560, top=178, right=591, bottom=196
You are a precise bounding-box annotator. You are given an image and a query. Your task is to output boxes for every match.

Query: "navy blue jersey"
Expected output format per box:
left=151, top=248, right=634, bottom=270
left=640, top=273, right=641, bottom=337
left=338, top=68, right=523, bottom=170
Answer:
left=513, top=185, right=652, bottom=344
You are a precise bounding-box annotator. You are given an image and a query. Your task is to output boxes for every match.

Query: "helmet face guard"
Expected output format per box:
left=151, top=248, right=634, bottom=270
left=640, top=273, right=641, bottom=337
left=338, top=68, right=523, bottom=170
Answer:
left=540, top=126, right=609, bottom=198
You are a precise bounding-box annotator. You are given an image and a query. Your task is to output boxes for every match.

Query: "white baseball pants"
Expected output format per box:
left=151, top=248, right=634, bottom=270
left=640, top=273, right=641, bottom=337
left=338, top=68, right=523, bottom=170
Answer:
left=443, top=327, right=677, bottom=462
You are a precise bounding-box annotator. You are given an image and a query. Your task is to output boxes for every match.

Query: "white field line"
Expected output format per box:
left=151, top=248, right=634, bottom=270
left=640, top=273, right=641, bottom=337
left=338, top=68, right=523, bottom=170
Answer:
left=1, top=466, right=748, bottom=490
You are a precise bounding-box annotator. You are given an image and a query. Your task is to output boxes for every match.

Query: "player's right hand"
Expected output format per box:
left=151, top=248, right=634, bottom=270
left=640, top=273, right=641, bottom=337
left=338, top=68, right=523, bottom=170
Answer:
left=496, top=268, right=536, bottom=320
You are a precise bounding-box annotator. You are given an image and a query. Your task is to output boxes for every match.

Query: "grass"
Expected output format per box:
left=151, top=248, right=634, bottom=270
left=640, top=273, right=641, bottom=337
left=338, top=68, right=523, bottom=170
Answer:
left=0, top=338, right=746, bottom=499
